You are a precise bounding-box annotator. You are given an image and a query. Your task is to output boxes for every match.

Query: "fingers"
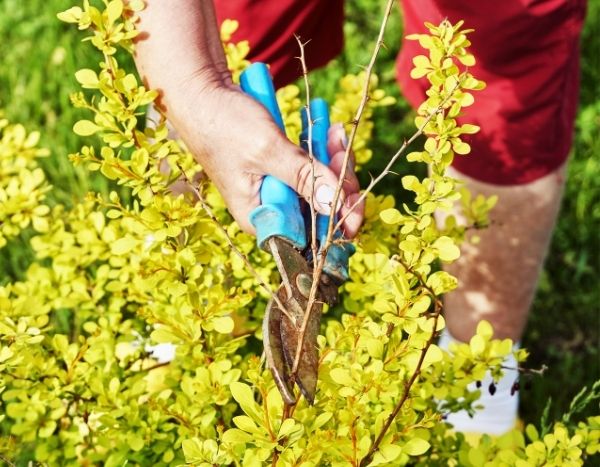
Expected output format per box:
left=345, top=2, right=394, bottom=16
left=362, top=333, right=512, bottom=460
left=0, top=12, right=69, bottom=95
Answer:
left=329, top=151, right=364, bottom=238
left=327, top=124, right=364, bottom=239
left=327, top=123, right=353, bottom=163
left=262, top=137, right=345, bottom=216
left=340, top=193, right=365, bottom=239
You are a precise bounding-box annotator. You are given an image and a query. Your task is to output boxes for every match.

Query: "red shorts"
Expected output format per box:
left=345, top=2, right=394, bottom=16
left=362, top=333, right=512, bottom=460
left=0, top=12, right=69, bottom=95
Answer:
left=215, top=0, right=587, bottom=185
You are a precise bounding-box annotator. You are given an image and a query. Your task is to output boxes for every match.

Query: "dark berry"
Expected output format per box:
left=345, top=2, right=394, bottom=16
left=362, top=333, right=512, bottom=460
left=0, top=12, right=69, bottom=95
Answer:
left=511, top=381, right=520, bottom=396
left=488, top=382, right=497, bottom=396
left=476, top=380, right=482, bottom=388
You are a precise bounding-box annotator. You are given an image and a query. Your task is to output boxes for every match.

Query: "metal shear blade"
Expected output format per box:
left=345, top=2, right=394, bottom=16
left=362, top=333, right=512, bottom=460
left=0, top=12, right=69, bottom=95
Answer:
left=264, top=237, right=337, bottom=405
left=239, top=63, right=352, bottom=405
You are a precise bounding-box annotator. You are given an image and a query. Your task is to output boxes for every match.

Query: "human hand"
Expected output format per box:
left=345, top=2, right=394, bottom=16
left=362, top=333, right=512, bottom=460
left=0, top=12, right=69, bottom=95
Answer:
left=165, top=83, right=364, bottom=238
left=134, top=0, right=364, bottom=238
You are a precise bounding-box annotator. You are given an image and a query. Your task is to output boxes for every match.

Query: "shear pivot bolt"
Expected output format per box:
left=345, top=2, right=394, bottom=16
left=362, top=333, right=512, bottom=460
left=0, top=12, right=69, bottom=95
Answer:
left=296, top=273, right=313, bottom=298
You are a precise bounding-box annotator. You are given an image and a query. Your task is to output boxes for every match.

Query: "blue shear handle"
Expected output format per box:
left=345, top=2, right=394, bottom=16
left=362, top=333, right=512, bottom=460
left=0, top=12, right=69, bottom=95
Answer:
left=301, top=99, right=355, bottom=284
left=240, top=63, right=306, bottom=250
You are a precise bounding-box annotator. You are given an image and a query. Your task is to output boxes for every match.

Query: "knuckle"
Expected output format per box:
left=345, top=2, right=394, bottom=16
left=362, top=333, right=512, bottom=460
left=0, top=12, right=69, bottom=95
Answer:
left=251, top=131, right=281, bottom=168
left=294, top=160, right=314, bottom=197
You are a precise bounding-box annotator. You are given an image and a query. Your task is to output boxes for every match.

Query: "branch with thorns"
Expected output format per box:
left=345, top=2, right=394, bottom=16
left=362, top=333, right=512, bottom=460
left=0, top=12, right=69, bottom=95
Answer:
left=360, top=258, right=444, bottom=466
left=289, top=0, right=397, bottom=385
left=294, top=34, right=319, bottom=267
left=289, top=0, right=462, bottom=386
left=176, top=163, right=296, bottom=325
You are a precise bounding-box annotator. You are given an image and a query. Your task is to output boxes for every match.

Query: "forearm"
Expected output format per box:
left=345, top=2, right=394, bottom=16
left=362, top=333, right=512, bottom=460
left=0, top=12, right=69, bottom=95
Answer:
left=131, top=1, right=364, bottom=237
left=134, top=0, right=229, bottom=107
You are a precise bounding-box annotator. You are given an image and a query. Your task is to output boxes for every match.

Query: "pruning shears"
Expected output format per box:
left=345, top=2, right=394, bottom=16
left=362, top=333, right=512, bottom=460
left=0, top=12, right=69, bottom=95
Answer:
left=240, top=63, right=354, bottom=405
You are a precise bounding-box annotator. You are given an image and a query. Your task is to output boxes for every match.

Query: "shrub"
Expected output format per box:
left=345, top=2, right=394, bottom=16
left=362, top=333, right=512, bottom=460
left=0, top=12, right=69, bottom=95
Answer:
left=0, top=1, right=597, bottom=465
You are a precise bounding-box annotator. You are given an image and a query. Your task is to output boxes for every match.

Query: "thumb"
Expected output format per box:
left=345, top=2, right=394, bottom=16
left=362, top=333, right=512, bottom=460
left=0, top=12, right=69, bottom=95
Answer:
left=261, top=139, right=344, bottom=215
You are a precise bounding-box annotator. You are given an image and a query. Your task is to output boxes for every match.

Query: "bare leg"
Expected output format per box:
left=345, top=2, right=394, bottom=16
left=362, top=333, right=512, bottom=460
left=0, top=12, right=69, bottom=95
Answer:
left=443, top=162, right=567, bottom=342
left=437, top=163, right=567, bottom=434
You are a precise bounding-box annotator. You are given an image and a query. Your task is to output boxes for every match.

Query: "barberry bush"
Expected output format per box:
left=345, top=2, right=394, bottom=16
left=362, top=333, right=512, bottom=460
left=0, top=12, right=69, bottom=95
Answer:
left=0, top=1, right=597, bottom=466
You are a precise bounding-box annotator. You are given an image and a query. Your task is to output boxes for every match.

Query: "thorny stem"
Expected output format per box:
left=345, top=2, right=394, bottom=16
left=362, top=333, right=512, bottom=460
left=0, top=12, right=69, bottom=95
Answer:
left=290, top=0, right=396, bottom=381
left=359, top=259, right=443, bottom=467
left=295, top=34, right=319, bottom=266
left=335, top=78, right=462, bottom=232
left=177, top=164, right=296, bottom=323
left=501, top=363, right=548, bottom=376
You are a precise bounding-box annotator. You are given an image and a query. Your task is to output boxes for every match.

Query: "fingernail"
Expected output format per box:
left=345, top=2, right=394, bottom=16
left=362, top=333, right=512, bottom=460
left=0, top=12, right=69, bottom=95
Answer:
left=340, top=130, right=349, bottom=149
left=347, top=158, right=354, bottom=172
left=331, top=123, right=348, bottom=149
left=315, top=185, right=341, bottom=213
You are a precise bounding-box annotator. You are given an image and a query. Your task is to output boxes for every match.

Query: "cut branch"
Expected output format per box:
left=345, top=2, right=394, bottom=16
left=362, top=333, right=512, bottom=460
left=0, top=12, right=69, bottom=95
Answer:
left=295, top=34, right=319, bottom=264
left=335, top=78, right=461, bottom=232
left=177, top=164, right=296, bottom=324
left=359, top=259, right=443, bottom=466
left=290, top=0, right=397, bottom=381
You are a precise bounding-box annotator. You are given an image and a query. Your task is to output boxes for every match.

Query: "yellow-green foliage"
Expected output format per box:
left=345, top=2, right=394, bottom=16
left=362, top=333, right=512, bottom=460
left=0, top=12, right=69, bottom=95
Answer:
left=0, top=116, right=51, bottom=247
left=0, top=1, right=597, bottom=466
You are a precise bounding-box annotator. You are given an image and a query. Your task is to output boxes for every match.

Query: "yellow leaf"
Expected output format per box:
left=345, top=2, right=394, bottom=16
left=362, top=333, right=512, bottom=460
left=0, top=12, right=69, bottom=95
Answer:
left=476, top=320, right=494, bottom=339
left=213, top=316, right=234, bottom=334
left=434, top=236, right=460, bottom=262
left=73, top=120, right=101, bottom=136
left=74, top=69, right=98, bottom=88
left=404, top=438, right=430, bottom=456
left=330, top=368, right=354, bottom=386
left=470, top=334, right=485, bottom=356
left=106, top=0, right=123, bottom=25
left=412, top=55, right=431, bottom=70
left=458, top=53, right=476, bottom=67
left=111, top=236, right=137, bottom=255
left=423, top=344, right=443, bottom=367
left=452, top=140, right=471, bottom=155
left=379, top=208, right=402, bottom=225
left=57, top=7, right=82, bottom=23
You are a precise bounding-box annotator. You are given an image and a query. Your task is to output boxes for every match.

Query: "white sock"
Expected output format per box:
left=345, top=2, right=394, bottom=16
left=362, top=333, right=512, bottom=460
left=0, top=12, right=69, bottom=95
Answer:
left=145, top=342, right=176, bottom=364
left=438, top=328, right=520, bottom=435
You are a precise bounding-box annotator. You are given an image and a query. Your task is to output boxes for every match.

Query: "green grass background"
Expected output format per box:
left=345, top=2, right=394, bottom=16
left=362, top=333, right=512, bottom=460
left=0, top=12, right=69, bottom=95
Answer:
left=1, top=0, right=598, bottom=427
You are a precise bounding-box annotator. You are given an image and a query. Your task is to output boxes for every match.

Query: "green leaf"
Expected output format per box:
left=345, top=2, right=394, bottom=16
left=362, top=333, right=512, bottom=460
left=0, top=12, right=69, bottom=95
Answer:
left=181, top=438, right=203, bottom=461
left=278, top=418, right=297, bottom=438
left=433, top=236, right=460, bottom=262
left=458, top=53, right=476, bottom=67
left=403, top=438, right=430, bottom=456
left=330, top=368, right=354, bottom=386
left=38, top=420, right=56, bottom=438
left=127, top=432, right=144, bottom=451
left=422, top=344, right=443, bottom=368
left=460, top=123, right=480, bottom=134
left=468, top=447, right=486, bottom=465
left=370, top=444, right=402, bottom=465
left=222, top=428, right=253, bottom=445
left=230, top=382, right=261, bottom=422
left=312, top=412, right=332, bottom=430
left=452, top=140, right=471, bottom=155
left=233, top=415, right=259, bottom=433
